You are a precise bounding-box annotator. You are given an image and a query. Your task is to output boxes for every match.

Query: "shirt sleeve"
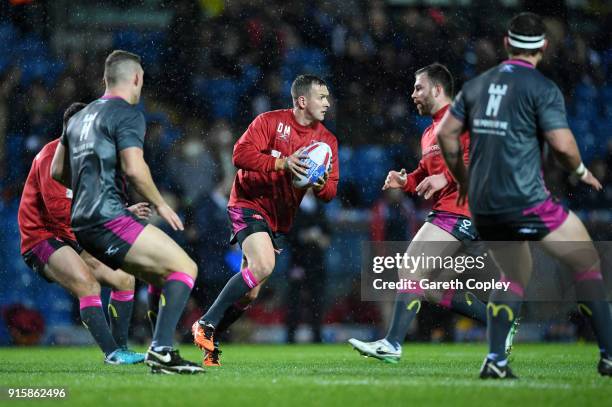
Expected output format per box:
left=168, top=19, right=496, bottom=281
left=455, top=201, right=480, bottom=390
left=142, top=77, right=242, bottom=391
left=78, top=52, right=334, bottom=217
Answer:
left=233, top=114, right=277, bottom=172
left=536, top=82, right=569, bottom=132
left=314, top=135, right=339, bottom=202
left=403, top=159, right=428, bottom=193
left=449, top=89, right=467, bottom=121
left=442, top=131, right=470, bottom=183
left=115, top=108, right=146, bottom=151
left=37, top=152, right=72, bottom=228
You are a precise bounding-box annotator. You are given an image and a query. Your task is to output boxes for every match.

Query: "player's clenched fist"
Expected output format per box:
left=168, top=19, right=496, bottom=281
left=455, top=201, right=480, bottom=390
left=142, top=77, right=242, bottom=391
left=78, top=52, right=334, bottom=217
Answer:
left=382, top=169, right=407, bottom=190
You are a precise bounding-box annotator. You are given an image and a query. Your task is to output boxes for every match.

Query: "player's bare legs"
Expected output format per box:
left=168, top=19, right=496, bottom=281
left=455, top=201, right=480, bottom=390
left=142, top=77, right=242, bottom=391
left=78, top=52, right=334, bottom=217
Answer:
left=82, top=251, right=136, bottom=350
left=241, top=232, right=277, bottom=284
left=542, top=211, right=612, bottom=365
left=44, top=247, right=122, bottom=360
left=391, top=223, right=483, bottom=338
left=200, top=255, right=263, bottom=366
left=482, top=241, right=531, bottom=372
left=121, top=224, right=198, bottom=351
left=194, top=232, right=274, bottom=352
left=351, top=222, right=490, bottom=362
left=221, top=255, right=263, bottom=320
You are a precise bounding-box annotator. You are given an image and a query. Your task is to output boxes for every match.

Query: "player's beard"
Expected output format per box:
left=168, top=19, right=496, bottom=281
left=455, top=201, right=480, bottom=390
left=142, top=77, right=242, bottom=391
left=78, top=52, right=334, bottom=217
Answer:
left=416, top=97, right=434, bottom=116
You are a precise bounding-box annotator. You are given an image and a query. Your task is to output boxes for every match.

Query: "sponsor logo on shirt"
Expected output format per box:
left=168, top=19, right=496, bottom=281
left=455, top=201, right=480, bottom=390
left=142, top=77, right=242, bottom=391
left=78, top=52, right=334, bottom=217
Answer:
left=422, top=144, right=441, bottom=156
left=276, top=122, right=291, bottom=141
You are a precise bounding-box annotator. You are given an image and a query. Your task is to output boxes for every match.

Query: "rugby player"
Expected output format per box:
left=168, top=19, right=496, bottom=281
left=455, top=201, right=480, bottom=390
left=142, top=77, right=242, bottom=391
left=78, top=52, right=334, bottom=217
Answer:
left=51, top=50, right=203, bottom=374
left=19, top=103, right=148, bottom=364
left=437, top=12, right=612, bottom=378
left=192, top=75, right=339, bottom=366
left=348, top=64, right=514, bottom=363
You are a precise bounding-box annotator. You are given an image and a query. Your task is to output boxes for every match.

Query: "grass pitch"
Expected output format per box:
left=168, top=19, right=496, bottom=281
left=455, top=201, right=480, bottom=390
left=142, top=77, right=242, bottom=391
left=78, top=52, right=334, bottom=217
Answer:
left=0, top=343, right=610, bottom=406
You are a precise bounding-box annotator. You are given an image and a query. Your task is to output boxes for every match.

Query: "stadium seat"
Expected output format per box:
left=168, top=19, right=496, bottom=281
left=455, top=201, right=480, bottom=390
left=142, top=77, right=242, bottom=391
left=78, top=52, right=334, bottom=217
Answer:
left=281, top=47, right=329, bottom=95
left=113, top=30, right=166, bottom=75
left=353, top=146, right=390, bottom=205
left=603, top=49, right=612, bottom=82
left=568, top=116, right=598, bottom=162
left=338, top=146, right=355, bottom=182
left=194, top=66, right=260, bottom=119
left=196, top=78, right=240, bottom=119
left=573, top=83, right=598, bottom=103
left=0, top=22, right=17, bottom=73
left=601, top=86, right=612, bottom=119
left=16, top=34, right=49, bottom=60
left=414, top=114, right=432, bottom=134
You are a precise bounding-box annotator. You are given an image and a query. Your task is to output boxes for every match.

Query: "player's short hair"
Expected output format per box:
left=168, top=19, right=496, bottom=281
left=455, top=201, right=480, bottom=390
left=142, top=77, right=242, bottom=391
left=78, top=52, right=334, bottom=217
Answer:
left=415, top=63, right=454, bottom=98
left=291, top=75, right=327, bottom=100
left=506, top=12, right=546, bottom=56
left=104, top=50, right=142, bottom=87
left=62, top=102, right=86, bottom=135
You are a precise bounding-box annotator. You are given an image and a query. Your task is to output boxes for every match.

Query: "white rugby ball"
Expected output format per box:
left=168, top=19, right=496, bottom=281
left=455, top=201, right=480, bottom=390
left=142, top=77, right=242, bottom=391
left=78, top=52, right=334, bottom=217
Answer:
left=292, top=141, right=332, bottom=188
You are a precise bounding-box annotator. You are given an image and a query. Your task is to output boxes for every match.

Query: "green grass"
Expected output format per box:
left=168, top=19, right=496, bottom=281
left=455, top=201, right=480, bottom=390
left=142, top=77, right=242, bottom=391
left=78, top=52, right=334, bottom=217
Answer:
left=0, top=343, right=610, bottom=406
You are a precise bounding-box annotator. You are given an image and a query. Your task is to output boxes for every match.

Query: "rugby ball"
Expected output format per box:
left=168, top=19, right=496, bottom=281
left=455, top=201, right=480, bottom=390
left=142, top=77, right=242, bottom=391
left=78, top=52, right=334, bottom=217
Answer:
left=292, top=142, right=332, bottom=188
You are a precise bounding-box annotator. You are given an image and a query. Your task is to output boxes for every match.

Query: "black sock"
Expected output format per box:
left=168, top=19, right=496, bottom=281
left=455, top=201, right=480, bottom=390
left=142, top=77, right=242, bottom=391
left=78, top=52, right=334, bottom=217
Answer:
left=202, top=269, right=255, bottom=327
left=575, top=271, right=612, bottom=357
left=216, top=302, right=249, bottom=336
left=384, top=292, right=421, bottom=347
left=79, top=296, right=118, bottom=356
left=152, top=273, right=194, bottom=348
left=147, top=285, right=161, bottom=336
left=440, top=290, right=487, bottom=323
left=108, top=290, right=134, bottom=349
left=487, top=278, right=524, bottom=361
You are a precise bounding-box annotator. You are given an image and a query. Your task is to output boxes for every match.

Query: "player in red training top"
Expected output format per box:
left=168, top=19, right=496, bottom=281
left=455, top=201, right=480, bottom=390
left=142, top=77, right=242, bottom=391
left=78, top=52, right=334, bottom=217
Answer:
left=18, top=103, right=150, bottom=364
left=349, top=64, right=515, bottom=363
left=193, top=74, right=339, bottom=365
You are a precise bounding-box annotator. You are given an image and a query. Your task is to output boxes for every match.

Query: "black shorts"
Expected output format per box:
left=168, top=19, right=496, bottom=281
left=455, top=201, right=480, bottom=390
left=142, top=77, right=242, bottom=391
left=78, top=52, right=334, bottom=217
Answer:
left=74, top=212, right=147, bottom=270
left=23, top=237, right=83, bottom=282
left=227, top=206, right=282, bottom=252
left=474, top=196, right=569, bottom=241
left=425, top=211, right=479, bottom=241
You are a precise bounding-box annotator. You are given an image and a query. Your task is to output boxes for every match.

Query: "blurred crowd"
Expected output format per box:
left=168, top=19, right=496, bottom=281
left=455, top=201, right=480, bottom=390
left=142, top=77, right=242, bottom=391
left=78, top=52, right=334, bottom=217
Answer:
left=1, top=0, right=611, bottom=344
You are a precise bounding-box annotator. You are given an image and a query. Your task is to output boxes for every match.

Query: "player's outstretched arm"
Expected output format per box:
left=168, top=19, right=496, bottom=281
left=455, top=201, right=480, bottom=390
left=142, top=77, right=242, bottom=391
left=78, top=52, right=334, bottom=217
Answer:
left=544, top=128, right=602, bottom=191
left=437, top=110, right=469, bottom=204
left=382, top=169, right=407, bottom=190
left=120, top=147, right=184, bottom=231
left=50, top=142, right=71, bottom=188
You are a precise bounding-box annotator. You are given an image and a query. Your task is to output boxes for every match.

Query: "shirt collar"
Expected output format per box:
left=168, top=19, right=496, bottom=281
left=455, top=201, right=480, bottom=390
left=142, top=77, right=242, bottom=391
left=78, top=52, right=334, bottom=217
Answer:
left=502, top=58, right=535, bottom=69
left=432, top=104, right=450, bottom=123
left=289, top=109, right=319, bottom=131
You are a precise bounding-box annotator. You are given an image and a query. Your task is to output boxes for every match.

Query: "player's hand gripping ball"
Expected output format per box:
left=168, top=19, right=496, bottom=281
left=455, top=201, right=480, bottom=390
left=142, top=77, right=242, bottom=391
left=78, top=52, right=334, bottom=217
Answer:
left=292, top=142, right=332, bottom=188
